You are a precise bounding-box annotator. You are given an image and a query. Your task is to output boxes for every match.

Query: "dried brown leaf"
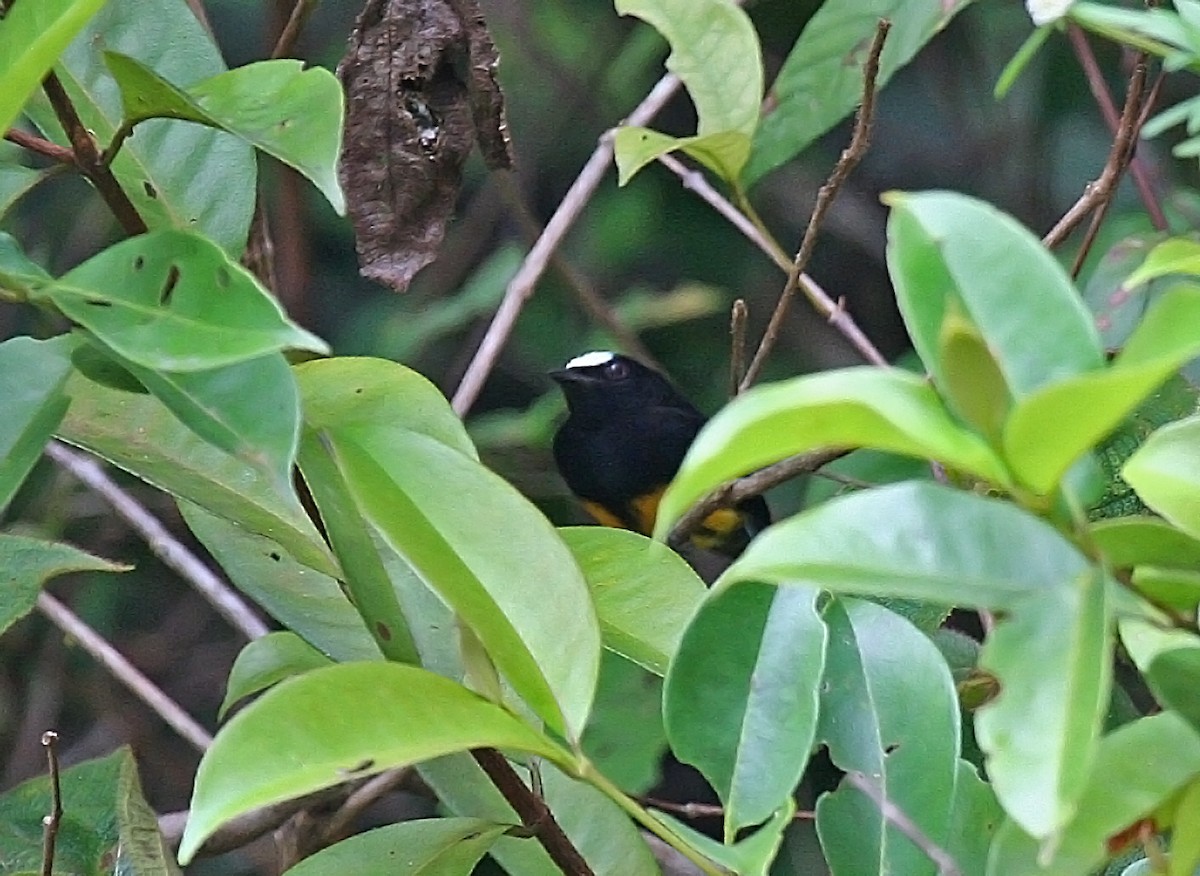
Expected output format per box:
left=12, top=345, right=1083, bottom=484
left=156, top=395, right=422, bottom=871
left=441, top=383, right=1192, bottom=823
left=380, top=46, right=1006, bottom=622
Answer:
left=337, top=0, right=513, bottom=292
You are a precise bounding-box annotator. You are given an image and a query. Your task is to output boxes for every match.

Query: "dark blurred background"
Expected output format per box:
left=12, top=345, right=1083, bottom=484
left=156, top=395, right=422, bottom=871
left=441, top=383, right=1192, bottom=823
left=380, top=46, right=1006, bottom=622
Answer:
left=1, top=0, right=1194, bottom=871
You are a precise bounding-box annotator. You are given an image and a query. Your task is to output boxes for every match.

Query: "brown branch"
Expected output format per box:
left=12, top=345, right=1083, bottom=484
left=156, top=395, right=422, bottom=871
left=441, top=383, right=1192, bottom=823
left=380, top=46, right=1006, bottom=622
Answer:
left=845, top=771, right=962, bottom=876
left=40, top=72, right=147, bottom=235
left=1042, top=54, right=1149, bottom=250
left=729, top=298, right=749, bottom=396
left=1066, top=24, right=1166, bottom=232
left=5, top=128, right=74, bottom=164
left=668, top=448, right=849, bottom=551
left=472, top=749, right=594, bottom=875
left=319, top=767, right=412, bottom=845
left=739, top=18, right=891, bottom=390
left=641, top=796, right=815, bottom=822
left=40, top=731, right=62, bottom=876
left=271, top=0, right=319, bottom=59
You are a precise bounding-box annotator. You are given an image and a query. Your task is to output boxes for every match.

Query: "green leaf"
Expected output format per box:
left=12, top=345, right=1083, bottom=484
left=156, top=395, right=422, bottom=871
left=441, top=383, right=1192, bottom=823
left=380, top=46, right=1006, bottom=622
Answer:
left=1123, top=415, right=1200, bottom=540
left=57, top=368, right=337, bottom=577
left=720, top=481, right=1088, bottom=609
left=648, top=801, right=793, bottom=876
left=0, top=335, right=75, bottom=511
left=180, top=663, right=570, bottom=863
left=23, top=0, right=256, bottom=254
left=0, top=164, right=46, bottom=219
left=1070, top=3, right=1189, bottom=60
left=1119, top=618, right=1200, bottom=732
left=177, top=500, right=379, bottom=663
left=886, top=190, right=1103, bottom=398
left=1169, top=780, right=1200, bottom=876
left=985, top=712, right=1200, bottom=875
left=0, top=748, right=178, bottom=876
left=104, top=53, right=344, bottom=214
left=559, top=526, right=705, bottom=675
left=995, top=24, right=1053, bottom=99
left=582, top=653, right=667, bottom=794
left=328, top=429, right=600, bottom=741
left=937, top=305, right=1011, bottom=443
left=815, top=598, right=961, bottom=876
left=1004, top=284, right=1200, bottom=493
left=0, top=0, right=110, bottom=137
left=220, top=631, right=333, bottom=719
left=1091, top=517, right=1200, bottom=571
left=746, top=0, right=975, bottom=185
left=0, top=533, right=130, bottom=636
left=280, top=819, right=509, bottom=876
left=35, top=230, right=327, bottom=372
left=977, top=567, right=1112, bottom=839
left=0, top=231, right=52, bottom=294
left=1123, top=238, right=1200, bottom=288
left=653, top=368, right=1010, bottom=539
left=614, top=0, right=761, bottom=182
left=665, top=582, right=826, bottom=840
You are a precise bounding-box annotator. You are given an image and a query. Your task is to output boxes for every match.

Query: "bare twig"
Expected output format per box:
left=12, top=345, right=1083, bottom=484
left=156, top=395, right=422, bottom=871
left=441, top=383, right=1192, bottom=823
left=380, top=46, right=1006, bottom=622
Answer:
left=320, top=767, right=411, bottom=844
left=472, top=748, right=594, bottom=875
left=46, top=441, right=269, bottom=641
left=451, top=70, right=685, bottom=415
left=40, top=72, right=147, bottom=236
left=37, top=592, right=213, bottom=752
left=1043, top=55, right=1150, bottom=249
left=642, top=797, right=815, bottom=822
left=5, top=129, right=74, bottom=164
left=668, top=448, right=849, bottom=550
left=729, top=299, right=749, bottom=396
left=845, top=771, right=962, bottom=876
left=739, top=18, right=891, bottom=390
left=271, top=0, right=319, bottom=59
left=40, top=731, right=62, bottom=876
left=1066, top=24, right=1166, bottom=232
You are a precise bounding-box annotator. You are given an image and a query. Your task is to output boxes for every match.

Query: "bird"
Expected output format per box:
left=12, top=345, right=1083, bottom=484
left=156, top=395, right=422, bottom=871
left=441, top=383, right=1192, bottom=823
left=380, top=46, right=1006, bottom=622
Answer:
left=550, top=350, right=769, bottom=558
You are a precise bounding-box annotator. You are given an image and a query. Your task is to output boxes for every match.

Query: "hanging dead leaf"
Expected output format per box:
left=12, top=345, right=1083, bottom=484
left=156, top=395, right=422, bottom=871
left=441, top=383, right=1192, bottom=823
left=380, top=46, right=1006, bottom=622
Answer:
left=338, top=0, right=513, bottom=292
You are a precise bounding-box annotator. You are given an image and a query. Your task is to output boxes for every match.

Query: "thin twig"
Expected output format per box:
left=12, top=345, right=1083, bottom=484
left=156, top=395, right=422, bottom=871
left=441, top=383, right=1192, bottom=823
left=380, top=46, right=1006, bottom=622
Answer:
left=656, top=151, right=887, bottom=370
left=472, top=748, right=594, bottom=875
left=320, top=767, right=411, bottom=844
left=5, top=129, right=74, bottom=164
left=37, top=592, right=213, bottom=752
left=271, top=0, right=319, bottom=59
left=739, top=18, right=891, bottom=390
left=668, top=449, right=849, bottom=550
left=642, top=797, right=815, bottom=822
left=729, top=299, right=748, bottom=396
left=1043, top=54, right=1150, bottom=249
left=1066, top=24, right=1166, bottom=231
left=451, top=70, right=685, bottom=415
left=40, top=731, right=62, bottom=876
left=40, top=72, right=147, bottom=236
left=845, top=771, right=962, bottom=876
left=46, top=441, right=269, bottom=641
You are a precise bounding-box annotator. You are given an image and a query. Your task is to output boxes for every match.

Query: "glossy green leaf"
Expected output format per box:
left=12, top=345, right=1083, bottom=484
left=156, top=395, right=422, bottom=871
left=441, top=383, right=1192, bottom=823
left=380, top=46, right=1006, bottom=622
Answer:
left=220, top=631, right=333, bottom=719
left=0, top=533, right=129, bottom=637
left=0, top=164, right=46, bottom=219
left=0, top=0, right=110, bottom=137
left=582, top=653, right=666, bottom=794
left=559, top=526, right=705, bottom=675
left=179, top=662, right=569, bottom=863
left=937, top=305, right=1011, bottom=442
left=746, top=0, right=974, bottom=185
left=1005, top=284, right=1200, bottom=493
left=886, top=190, right=1103, bottom=399
left=24, top=0, right=256, bottom=253
left=57, top=369, right=336, bottom=577
left=666, top=582, right=825, bottom=840
left=1124, top=238, right=1200, bottom=288
left=178, top=500, right=378, bottom=663
left=1169, top=780, right=1200, bottom=876
left=281, top=818, right=509, bottom=876
left=653, top=368, right=1010, bottom=539
left=0, top=335, right=75, bottom=511
left=1120, top=618, right=1200, bottom=731
left=104, top=53, right=344, bottom=213
left=35, top=230, right=326, bottom=372
left=815, top=598, right=960, bottom=876
left=977, top=567, right=1112, bottom=840
left=1091, top=517, right=1200, bottom=571
left=1124, top=415, right=1200, bottom=540
left=1070, top=3, right=1190, bottom=62
left=328, top=429, right=600, bottom=740
left=0, top=231, right=52, bottom=294
left=614, top=0, right=761, bottom=182
left=720, top=482, right=1088, bottom=609
left=995, top=24, right=1053, bottom=99
left=0, top=748, right=179, bottom=876
left=295, top=357, right=476, bottom=460
left=650, top=799, right=793, bottom=876
left=985, top=712, right=1200, bottom=875
left=947, top=761, right=1004, bottom=875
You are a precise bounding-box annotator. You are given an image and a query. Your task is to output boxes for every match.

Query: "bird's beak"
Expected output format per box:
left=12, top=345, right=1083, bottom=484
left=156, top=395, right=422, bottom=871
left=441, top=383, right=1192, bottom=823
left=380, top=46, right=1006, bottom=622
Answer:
left=550, top=369, right=585, bottom=384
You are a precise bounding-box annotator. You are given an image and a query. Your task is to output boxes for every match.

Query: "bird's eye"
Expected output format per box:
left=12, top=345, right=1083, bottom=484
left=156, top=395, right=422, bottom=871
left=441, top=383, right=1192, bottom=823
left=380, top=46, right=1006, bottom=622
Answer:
left=603, top=358, right=630, bottom=380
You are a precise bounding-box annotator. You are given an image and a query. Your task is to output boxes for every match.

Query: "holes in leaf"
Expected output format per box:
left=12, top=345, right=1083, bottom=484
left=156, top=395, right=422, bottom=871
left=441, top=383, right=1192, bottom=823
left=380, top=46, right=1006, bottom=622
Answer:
left=86, top=299, right=113, bottom=307
left=142, top=180, right=158, bottom=199
left=159, top=264, right=181, bottom=306
left=376, top=621, right=392, bottom=641
left=216, top=266, right=230, bottom=289
left=133, top=256, right=145, bottom=270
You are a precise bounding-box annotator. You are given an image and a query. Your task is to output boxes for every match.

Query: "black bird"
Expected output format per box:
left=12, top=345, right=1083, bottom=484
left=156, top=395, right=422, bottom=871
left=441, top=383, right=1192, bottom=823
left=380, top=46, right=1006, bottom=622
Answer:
left=550, top=351, right=768, bottom=557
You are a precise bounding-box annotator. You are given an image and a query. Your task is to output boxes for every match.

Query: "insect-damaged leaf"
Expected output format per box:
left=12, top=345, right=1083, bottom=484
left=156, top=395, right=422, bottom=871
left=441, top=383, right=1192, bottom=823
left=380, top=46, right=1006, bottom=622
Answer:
left=337, top=0, right=512, bottom=292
